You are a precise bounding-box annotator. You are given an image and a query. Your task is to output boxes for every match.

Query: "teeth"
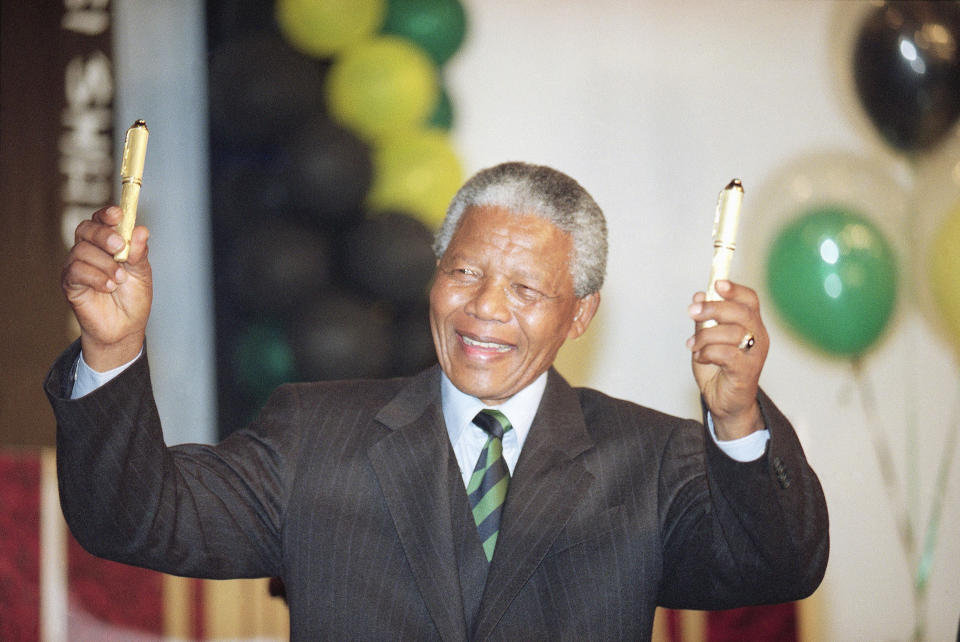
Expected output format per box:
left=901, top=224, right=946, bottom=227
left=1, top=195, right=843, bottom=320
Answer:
left=462, top=335, right=511, bottom=352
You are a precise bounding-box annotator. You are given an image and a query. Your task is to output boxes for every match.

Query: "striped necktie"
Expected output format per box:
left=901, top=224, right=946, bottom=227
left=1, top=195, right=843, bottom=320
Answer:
left=467, top=409, right=513, bottom=562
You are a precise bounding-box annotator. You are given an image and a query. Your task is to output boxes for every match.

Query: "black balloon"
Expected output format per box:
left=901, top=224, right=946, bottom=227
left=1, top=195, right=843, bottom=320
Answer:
left=290, top=293, right=395, bottom=381
left=284, top=118, right=373, bottom=226
left=210, top=153, right=289, bottom=233
left=344, top=212, right=437, bottom=303
left=224, top=222, right=333, bottom=313
left=393, top=303, right=438, bottom=376
left=208, top=35, right=329, bottom=148
left=853, top=2, right=960, bottom=153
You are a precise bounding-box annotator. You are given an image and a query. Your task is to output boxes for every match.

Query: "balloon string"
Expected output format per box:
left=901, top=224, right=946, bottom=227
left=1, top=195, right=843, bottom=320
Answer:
left=903, top=158, right=920, bottom=538
left=851, top=360, right=916, bottom=564
left=914, top=378, right=960, bottom=593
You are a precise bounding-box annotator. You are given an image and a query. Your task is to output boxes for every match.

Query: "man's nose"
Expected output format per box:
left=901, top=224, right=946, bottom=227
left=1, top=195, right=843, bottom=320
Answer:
left=466, top=279, right=511, bottom=322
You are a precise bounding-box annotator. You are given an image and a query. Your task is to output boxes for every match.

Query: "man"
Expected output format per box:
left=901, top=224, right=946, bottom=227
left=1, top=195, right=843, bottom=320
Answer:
left=47, top=162, right=828, bottom=640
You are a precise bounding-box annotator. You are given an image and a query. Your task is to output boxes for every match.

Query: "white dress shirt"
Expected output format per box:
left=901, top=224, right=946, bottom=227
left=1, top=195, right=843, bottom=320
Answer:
left=440, top=370, right=769, bottom=490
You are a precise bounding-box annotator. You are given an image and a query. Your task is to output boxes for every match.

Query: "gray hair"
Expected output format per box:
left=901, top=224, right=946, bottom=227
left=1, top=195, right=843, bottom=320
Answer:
left=433, top=162, right=607, bottom=297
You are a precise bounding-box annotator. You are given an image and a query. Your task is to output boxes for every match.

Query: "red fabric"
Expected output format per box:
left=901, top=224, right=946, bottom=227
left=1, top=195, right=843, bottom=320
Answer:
left=665, top=608, right=684, bottom=641
left=66, top=518, right=165, bottom=634
left=707, top=603, right=798, bottom=642
left=0, top=452, right=41, bottom=642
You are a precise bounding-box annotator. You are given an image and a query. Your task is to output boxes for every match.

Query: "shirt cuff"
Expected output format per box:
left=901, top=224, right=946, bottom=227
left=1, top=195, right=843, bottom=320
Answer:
left=71, top=348, right=143, bottom=399
left=706, top=411, right=769, bottom=462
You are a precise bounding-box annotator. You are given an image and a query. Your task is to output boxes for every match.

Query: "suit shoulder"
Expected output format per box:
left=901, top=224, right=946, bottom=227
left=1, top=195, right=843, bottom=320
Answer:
left=574, top=385, right=695, bottom=432
left=273, top=376, right=411, bottom=411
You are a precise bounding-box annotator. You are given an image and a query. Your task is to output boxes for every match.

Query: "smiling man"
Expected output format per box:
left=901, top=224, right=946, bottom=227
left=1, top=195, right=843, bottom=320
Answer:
left=47, top=161, right=828, bottom=640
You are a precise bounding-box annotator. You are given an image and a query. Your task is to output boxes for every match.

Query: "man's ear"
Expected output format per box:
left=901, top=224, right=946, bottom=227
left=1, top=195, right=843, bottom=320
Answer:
left=567, top=292, right=600, bottom=340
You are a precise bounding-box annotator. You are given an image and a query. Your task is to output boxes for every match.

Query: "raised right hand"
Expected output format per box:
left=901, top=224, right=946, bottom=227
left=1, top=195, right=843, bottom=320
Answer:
left=61, top=205, right=152, bottom=371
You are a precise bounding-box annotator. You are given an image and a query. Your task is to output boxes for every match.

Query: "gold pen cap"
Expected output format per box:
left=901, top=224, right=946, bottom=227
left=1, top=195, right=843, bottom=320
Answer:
left=712, top=178, right=743, bottom=248
left=120, top=120, right=149, bottom=184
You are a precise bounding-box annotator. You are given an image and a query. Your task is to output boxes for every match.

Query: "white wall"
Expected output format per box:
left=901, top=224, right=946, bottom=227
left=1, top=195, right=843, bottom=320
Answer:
left=113, top=2, right=216, bottom=446
left=447, top=1, right=959, bottom=640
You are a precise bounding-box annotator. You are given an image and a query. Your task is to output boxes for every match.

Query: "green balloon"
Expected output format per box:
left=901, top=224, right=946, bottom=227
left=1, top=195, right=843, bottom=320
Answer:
left=766, top=206, right=898, bottom=357
left=233, top=321, right=297, bottom=403
left=428, top=83, right=453, bottom=130
left=381, top=0, right=467, bottom=65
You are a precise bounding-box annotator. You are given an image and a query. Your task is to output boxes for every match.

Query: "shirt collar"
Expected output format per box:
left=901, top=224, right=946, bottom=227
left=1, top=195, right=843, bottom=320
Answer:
left=440, top=370, right=548, bottom=449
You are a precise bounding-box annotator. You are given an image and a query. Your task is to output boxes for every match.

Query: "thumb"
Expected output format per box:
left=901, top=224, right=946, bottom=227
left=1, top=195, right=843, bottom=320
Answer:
left=120, top=226, right=151, bottom=275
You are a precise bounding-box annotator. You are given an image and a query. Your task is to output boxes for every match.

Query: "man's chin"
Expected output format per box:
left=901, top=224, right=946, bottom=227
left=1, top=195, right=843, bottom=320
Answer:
left=447, top=372, right=512, bottom=404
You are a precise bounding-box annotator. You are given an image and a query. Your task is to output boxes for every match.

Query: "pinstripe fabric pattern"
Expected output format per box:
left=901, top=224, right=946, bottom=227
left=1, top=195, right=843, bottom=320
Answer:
left=46, top=341, right=828, bottom=641
left=468, top=410, right=513, bottom=561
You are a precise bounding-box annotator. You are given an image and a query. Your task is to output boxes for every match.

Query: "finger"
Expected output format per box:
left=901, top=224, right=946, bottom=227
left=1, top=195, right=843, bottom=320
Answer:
left=67, top=235, right=123, bottom=279
left=123, top=225, right=151, bottom=267
left=91, top=205, right=124, bottom=226
left=75, top=217, right=127, bottom=256
left=62, top=253, right=120, bottom=295
left=692, top=342, right=743, bottom=367
left=687, top=298, right=750, bottom=328
left=687, top=321, right=750, bottom=353
left=689, top=295, right=759, bottom=330
left=714, top=280, right=760, bottom=310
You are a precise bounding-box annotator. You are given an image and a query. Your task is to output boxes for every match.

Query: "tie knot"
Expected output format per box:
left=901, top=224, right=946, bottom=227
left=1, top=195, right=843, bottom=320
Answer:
left=473, top=409, right=512, bottom=439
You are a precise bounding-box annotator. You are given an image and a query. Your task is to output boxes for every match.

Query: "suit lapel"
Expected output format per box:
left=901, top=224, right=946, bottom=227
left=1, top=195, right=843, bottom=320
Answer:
left=472, top=369, right=596, bottom=640
left=366, top=366, right=468, bottom=642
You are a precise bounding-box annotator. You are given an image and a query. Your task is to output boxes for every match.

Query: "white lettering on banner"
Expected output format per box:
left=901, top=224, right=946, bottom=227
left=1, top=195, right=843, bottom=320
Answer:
left=59, top=106, right=112, bottom=205
left=59, top=5, right=114, bottom=251
left=64, top=52, right=112, bottom=106
left=62, top=0, right=110, bottom=36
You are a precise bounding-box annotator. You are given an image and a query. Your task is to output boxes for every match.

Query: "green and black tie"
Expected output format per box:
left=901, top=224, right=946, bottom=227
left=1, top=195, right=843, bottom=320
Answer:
left=467, top=409, right=513, bottom=562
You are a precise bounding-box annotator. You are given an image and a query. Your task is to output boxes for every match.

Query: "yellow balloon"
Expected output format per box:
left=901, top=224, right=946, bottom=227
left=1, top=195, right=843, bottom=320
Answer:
left=929, top=201, right=960, bottom=352
left=325, top=36, right=438, bottom=141
left=367, top=129, right=463, bottom=228
left=276, top=0, right=385, bottom=58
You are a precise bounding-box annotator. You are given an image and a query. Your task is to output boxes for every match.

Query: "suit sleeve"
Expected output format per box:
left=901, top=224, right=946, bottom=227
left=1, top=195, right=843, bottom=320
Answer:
left=44, top=341, right=297, bottom=579
left=656, top=389, right=829, bottom=609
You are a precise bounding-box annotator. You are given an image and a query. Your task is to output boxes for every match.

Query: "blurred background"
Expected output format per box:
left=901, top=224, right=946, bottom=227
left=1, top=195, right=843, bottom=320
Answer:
left=2, top=1, right=959, bottom=640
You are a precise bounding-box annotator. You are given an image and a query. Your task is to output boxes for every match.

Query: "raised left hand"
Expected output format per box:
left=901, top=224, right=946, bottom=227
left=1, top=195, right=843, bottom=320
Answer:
left=686, top=280, right=768, bottom=440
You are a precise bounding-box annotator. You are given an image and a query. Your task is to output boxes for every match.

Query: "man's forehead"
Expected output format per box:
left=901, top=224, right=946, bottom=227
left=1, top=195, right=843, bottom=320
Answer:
left=460, top=204, right=563, bottom=233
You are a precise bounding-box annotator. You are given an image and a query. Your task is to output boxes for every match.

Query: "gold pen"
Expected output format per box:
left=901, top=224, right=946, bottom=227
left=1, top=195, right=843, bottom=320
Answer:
left=114, top=120, right=149, bottom=262
left=701, top=178, right=744, bottom=329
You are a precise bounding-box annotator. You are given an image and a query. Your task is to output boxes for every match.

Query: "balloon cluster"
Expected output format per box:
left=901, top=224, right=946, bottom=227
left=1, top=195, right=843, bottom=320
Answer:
left=207, top=0, right=468, bottom=434
left=749, top=7, right=960, bottom=638
left=760, top=1, right=960, bottom=360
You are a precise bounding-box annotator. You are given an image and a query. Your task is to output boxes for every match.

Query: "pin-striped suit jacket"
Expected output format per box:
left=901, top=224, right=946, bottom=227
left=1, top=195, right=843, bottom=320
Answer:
left=45, top=341, right=828, bottom=641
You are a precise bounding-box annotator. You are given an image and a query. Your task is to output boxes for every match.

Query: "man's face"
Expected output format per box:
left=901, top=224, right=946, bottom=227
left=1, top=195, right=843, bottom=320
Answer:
left=429, top=205, right=599, bottom=405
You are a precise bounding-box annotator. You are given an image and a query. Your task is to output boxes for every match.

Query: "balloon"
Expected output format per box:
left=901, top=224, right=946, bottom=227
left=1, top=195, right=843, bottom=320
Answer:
left=232, top=320, right=297, bottom=403
left=766, top=206, right=899, bottom=357
left=224, top=222, right=333, bottom=313
left=207, top=35, right=328, bottom=148
left=285, top=118, right=373, bottom=225
left=909, top=128, right=960, bottom=346
left=366, top=128, right=463, bottom=228
left=381, top=0, right=468, bottom=66
left=853, top=2, right=960, bottom=153
left=741, top=150, right=909, bottom=297
left=344, top=211, right=437, bottom=303
left=428, top=83, right=454, bottom=130
left=276, top=0, right=386, bottom=58
left=325, top=36, right=439, bottom=140
left=928, top=201, right=960, bottom=353
left=290, top=293, right=395, bottom=380
left=393, top=303, right=437, bottom=376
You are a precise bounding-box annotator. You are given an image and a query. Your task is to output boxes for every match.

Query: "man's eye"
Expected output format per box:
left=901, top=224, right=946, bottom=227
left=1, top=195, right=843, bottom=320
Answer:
left=449, top=267, right=478, bottom=280
left=514, top=284, right=543, bottom=301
